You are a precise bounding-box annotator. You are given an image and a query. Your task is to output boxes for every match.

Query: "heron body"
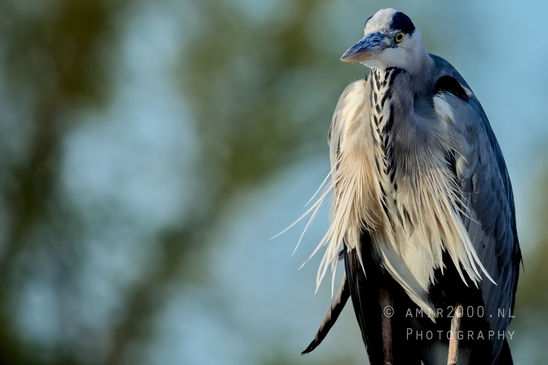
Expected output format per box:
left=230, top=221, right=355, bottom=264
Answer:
left=301, top=8, right=521, bottom=365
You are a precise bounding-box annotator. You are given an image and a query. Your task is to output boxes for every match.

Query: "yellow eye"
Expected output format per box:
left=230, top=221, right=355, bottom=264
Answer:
left=395, top=32, right=405, bottom=43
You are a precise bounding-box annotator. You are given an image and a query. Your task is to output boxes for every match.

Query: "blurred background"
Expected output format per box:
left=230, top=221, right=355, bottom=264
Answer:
left=0, top=0, right=547, bottom=364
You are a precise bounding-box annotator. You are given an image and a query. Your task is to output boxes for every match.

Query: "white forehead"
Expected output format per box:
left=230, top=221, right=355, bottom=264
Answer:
left=364, top=8, right=398, bottom=34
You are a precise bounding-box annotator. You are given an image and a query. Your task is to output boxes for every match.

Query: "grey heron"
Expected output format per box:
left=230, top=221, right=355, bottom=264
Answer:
left=298, top=8, right=521, bottom=365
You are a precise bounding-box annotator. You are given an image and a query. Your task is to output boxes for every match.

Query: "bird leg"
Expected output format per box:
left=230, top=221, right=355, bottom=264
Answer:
left=447, top=303, right=463, bottom=365
left=379, top=288, right=393, bottom=365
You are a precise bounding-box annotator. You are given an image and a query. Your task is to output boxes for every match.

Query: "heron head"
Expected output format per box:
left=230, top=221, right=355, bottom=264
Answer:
left=341, top=9, right=426, bottom=72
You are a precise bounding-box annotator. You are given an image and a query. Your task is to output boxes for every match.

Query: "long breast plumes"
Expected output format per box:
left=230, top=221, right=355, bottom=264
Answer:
left=299, top=69, right=490, bottom=313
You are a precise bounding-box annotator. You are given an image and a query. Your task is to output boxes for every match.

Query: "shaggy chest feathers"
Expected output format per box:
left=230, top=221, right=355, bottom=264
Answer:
left=323, top=68, right=488, bottom=315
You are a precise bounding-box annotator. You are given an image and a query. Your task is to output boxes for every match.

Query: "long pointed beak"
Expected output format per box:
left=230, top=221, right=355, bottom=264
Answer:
left=341, top=32, right=390, bottom=63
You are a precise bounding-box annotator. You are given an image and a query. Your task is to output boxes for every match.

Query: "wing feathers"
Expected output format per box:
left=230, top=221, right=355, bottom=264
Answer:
left=302, top=273, right=350, bottom=354
left=437, top=70, right=521, bottom=360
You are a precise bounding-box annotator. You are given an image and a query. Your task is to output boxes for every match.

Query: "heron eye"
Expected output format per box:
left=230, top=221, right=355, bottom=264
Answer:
left=395, top=32, right=405, bottom=43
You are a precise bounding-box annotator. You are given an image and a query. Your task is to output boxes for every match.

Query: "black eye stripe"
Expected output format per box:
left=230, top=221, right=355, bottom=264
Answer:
left=391, top=11, right=415, bottom=34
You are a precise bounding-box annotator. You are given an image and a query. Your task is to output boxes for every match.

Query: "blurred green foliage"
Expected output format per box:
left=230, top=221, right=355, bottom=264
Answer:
left=0, top=0, right=351, bottom=363
left=0, top=1, right=119, bottom=363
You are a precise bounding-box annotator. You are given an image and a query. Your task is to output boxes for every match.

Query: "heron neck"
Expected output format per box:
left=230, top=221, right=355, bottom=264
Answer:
left=408, top=50, right=434, bottom=97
